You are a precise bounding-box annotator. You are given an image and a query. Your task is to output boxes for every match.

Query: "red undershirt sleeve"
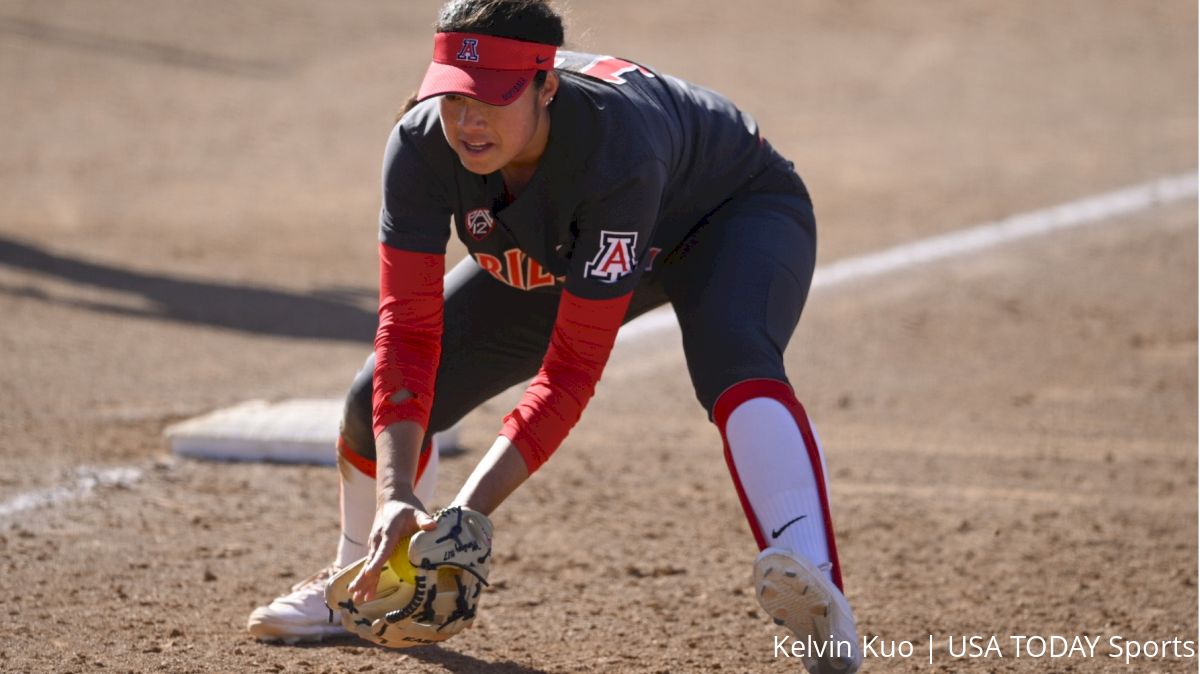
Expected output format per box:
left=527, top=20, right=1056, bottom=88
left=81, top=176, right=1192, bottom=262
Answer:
left=372, top=243, right=445, bottom=438
left=500, top=289, right=633, bottom=473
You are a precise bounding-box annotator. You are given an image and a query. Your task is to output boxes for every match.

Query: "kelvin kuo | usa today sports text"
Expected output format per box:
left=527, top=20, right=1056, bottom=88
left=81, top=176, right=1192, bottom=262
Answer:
left=772, top=633, right=1197, bottom=665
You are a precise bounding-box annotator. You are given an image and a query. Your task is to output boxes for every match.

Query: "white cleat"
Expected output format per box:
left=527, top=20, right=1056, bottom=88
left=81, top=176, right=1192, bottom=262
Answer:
left=754, top=548, right=862, bottom=674
left=247, top=566, right=349, bottom=643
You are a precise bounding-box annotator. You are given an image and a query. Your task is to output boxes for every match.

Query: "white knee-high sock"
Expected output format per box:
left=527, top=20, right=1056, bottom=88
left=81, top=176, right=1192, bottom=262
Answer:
left=335, top=438, right=441, bottom=569
left=725, top=397, right=835, bottom=584
left=335, top=450, right=376, bottom=569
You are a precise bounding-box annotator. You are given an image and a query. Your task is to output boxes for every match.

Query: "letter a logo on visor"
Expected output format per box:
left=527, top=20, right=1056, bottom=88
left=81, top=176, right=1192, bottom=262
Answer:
left=456, top=38, right=480, bottom=62
left=418, top=32, right=557, bottom=106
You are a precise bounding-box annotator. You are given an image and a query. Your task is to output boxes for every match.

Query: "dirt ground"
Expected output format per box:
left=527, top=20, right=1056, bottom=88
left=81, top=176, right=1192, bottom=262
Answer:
left=0, top=1, right=1196, bottom=672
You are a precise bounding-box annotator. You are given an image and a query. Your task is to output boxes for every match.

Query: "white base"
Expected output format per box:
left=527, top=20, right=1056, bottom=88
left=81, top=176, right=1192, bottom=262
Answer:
left=165, top=399, right=461, bottom=464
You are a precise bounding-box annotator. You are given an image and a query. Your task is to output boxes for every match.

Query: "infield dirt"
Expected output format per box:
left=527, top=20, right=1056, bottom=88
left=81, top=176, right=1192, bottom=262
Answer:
left=0, top=1, right=1195, bottom=672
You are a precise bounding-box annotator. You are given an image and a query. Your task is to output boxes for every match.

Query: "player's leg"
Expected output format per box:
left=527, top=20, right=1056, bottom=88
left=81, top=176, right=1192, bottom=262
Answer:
left=247, top=257, right=563, bottom=642
left=663, top=191, right=860, bottom=674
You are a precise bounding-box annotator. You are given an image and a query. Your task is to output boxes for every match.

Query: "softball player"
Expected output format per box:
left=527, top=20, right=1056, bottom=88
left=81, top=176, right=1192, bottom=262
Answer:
left=248, top=1, right=859, bottom=670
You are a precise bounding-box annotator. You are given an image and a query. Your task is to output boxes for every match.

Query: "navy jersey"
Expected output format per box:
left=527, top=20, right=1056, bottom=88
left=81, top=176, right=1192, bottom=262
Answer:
left=379, top=51, right=807, bottom=301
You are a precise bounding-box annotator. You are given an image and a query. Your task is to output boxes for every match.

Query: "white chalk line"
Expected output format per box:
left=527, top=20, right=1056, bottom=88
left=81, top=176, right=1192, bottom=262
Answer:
left=0, top=170, right=1194, bottom=519
left=614, top=171, right=1198, bottom=344
left=0, top=466, right=143, bottom=518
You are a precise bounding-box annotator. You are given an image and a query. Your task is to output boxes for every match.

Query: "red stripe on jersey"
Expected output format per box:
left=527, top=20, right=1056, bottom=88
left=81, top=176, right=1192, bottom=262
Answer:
left=713, top=379, right=844, bottom=591
left=501, top=290, right=632, bottom=472
left=372, top=244, right=445, bottom=437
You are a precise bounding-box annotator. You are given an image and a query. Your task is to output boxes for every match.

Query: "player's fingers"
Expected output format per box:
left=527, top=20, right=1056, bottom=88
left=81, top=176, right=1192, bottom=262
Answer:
left=349, top=562, right=380, bottom=603
left=351, top=529, right=394, bottom=602
left=353, top=528, right=381, bottom=582
left=415, top=510, right=437, bottom=531
left=347, top=560, right=372, bottom=602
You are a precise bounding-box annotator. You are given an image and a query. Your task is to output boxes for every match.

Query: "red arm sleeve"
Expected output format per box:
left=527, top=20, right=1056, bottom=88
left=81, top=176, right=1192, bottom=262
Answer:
left=500, top=289, right=632, bottom=473
left=372, top=243, right=445, bottom=438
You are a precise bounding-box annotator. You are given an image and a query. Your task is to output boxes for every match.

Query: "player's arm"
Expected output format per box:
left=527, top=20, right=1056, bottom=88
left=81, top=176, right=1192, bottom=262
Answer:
left=451, top=435, right=525, bottom=515
left=350, top=116, right=452, bottom=601
left=369, top=118, right=451, bottom=502
left=371, top=243, right=444, bottom=502
left=370, top=244, right=444, bottom=469
left=350, top=243, right=445, bottom=603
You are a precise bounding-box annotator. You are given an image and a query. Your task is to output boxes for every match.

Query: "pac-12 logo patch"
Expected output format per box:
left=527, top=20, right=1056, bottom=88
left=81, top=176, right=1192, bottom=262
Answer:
left=584, top=231, right=637, bottom=283
left=456, top=38, right=480, bottom=62
left=466, top=208, right=495, bottom=240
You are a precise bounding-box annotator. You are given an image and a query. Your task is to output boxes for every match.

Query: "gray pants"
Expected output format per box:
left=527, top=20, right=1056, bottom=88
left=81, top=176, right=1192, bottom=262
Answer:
left=339, top=191, right=816, bottom=461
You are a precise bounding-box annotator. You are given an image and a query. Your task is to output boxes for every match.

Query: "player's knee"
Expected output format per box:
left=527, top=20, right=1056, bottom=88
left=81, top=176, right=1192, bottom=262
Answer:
left=687, top=328, right=787, bottom=416
left=339, top=353, right=377, bottom=461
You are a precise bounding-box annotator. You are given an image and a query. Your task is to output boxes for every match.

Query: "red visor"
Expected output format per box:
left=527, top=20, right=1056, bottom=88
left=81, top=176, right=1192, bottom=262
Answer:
left=417, top=32, right=557, bottom=106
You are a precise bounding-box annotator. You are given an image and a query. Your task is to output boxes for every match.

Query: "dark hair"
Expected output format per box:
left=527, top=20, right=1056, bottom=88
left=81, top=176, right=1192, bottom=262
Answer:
left=398, top=0, right=565, bottom=120
left=436, top=0, right=565, bottom=47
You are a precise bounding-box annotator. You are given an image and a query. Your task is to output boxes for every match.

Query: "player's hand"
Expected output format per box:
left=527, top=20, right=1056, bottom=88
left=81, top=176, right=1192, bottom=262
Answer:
left=348, top=493, right=437, bottom=604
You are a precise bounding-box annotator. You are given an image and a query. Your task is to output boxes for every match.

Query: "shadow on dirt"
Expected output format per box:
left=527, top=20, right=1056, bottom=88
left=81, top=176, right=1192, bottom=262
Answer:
left=276, top=637, right=550, bottom=674
left=404, top=647, right=551, bottom=674
left=0, top=235, right=376, bottom=343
